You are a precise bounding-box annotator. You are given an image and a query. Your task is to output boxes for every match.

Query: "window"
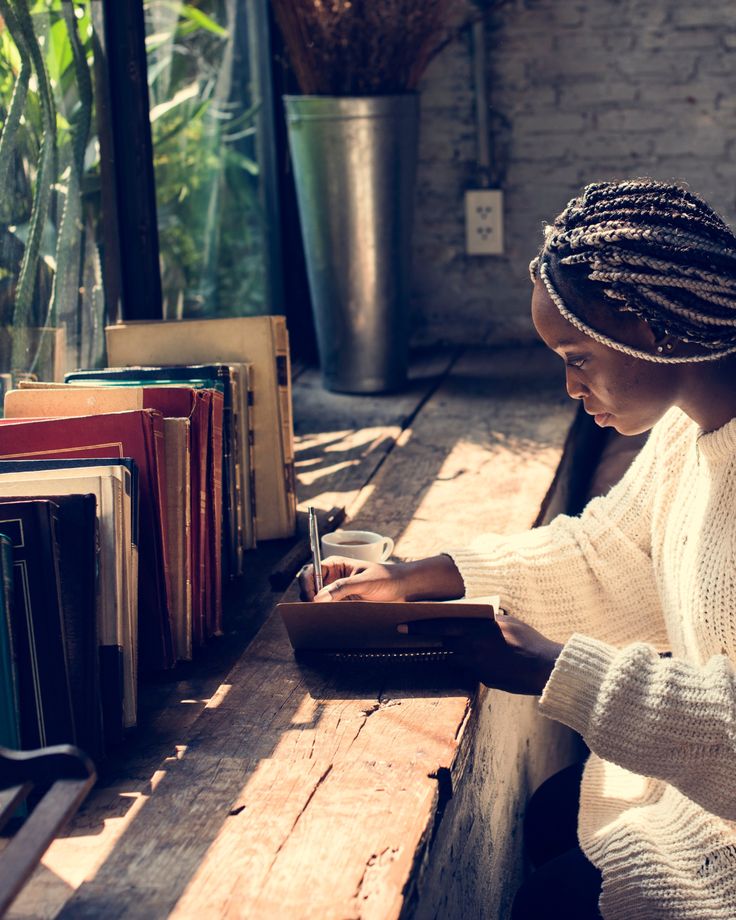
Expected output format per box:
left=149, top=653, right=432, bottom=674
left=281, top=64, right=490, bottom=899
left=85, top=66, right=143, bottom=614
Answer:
left=144, top=0, right=282, bottom=320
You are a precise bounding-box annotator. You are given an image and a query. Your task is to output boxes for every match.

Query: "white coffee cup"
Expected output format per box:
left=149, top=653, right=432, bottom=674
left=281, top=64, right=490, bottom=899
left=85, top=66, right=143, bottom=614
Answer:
left=321, top=529, right=394, bottom=563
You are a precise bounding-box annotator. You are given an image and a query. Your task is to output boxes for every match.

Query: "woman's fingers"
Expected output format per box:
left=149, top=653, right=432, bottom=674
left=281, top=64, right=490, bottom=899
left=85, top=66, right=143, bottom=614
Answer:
left=313, top=575, right=371, bottom=602
left=299, top=556, right=369, bottom=600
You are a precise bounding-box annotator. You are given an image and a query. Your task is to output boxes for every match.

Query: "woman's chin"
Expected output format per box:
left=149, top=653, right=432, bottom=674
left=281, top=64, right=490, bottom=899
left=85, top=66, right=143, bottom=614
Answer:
left=608, top=416, right=653, bottom=437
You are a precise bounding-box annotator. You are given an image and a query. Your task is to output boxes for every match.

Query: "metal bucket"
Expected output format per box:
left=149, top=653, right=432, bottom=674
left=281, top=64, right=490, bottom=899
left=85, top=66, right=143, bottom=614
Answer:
left=285, top=95, right=419, bottom=393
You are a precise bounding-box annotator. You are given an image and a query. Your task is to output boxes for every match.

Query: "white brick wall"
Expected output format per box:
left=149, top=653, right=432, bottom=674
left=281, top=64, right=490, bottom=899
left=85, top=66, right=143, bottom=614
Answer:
left=411, top=0, right=736, bottom=345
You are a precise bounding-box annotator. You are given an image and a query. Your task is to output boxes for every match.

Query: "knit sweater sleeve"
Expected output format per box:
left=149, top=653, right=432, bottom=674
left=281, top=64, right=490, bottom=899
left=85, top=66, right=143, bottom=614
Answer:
left=540, top=635, right=736, bottom=821
left=444, top=409, right=691, bottom=648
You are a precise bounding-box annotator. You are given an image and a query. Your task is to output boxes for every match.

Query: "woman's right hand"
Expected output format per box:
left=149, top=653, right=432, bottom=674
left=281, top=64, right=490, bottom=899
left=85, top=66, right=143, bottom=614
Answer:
left=298, top=554, right=465, bottom=604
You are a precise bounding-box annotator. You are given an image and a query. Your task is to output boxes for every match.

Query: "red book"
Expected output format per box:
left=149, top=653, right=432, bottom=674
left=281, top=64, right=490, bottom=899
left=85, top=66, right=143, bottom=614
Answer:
left=0, top=411, right=173, bottom=670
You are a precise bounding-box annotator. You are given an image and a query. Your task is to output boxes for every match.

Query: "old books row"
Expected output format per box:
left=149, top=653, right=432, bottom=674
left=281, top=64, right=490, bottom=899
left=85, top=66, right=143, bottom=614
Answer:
left=0, top=316, right=296, bottom=763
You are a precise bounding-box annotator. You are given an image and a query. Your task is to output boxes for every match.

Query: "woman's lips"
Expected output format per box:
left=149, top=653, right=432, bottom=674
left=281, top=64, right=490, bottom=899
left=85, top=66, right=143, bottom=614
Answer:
left=594, top=412, right=612, bottom=426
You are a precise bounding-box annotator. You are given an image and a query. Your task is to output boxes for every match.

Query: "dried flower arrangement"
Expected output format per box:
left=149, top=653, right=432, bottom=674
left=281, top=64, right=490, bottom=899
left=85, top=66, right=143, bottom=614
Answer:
left=270, top=0, right=458, bottom=95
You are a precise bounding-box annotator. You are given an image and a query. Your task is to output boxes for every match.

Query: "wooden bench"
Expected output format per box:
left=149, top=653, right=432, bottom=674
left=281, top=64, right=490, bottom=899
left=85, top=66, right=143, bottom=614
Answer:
left=5, top=346, right=580, bottom=919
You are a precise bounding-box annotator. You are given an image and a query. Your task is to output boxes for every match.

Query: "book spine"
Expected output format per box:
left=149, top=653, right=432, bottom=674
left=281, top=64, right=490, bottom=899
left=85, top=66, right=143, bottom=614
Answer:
left=227, top=366, right=245, bottom=576
left=219, top=369, right=237, bottom=582
left=0, top=537, right=21, bottom=749
left=246, top=382, right=257, bottom=550
left=273, top=319, right=297, bottom=535
left=147, top=412, right=175, bottom=669
left=209, top=394, right=224, bottom=636
left=191, top=393, right=209, bottom=648
left=46, top=504, right=77, bottom=744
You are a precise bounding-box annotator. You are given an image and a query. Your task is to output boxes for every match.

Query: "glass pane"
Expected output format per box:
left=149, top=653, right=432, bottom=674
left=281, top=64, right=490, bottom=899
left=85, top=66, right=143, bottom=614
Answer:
left=144, top=0, right=275, bottom=320
left=0, top=0, right=107, bottom=389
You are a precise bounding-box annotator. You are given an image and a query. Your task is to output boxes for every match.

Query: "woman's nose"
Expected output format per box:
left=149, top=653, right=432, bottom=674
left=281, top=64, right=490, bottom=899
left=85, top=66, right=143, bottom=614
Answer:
left=565, top=368, right=588, bottom=400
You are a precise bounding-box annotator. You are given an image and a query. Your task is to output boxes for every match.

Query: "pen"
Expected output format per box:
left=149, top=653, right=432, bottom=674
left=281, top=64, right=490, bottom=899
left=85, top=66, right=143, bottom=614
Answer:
left=308, top=505, right=324, bottom=593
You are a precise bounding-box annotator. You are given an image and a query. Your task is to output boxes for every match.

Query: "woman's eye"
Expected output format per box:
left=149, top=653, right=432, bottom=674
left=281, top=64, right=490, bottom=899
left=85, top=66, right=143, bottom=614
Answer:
left=566, top=356, right=586, bottom=369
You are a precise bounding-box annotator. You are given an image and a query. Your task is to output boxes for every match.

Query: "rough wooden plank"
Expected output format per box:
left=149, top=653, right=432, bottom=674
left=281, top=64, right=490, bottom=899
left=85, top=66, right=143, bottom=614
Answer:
left=348, top=345, right=572, bottom=554
left=293, top=348, right=457, bottom=515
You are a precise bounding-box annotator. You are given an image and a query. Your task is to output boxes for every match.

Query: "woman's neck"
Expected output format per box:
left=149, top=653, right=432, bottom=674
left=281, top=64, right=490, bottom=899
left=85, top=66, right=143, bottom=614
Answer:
left=678, top=359, right=736, bottom=432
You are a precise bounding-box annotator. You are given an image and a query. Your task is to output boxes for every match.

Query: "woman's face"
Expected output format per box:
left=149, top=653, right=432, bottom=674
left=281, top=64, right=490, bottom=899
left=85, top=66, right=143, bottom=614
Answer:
left=531, top=278, right=679, bottom=436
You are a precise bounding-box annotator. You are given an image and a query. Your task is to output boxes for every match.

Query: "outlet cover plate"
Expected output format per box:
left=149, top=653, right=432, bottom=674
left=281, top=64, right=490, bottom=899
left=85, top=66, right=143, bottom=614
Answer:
left=465, top=188, right=504, bottom=255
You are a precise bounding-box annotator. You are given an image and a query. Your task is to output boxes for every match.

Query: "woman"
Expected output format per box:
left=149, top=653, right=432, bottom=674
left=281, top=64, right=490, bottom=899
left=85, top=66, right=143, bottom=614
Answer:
left=302, top=179, right=736, bottom=919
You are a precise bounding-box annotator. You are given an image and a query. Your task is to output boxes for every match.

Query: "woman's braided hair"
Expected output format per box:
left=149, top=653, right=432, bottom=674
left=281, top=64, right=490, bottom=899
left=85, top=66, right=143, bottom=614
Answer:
left=529, top=178, right=736, bottom=363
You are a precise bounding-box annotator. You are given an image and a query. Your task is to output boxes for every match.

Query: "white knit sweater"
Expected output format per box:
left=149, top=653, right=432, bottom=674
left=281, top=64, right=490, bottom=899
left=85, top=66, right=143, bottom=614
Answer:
left=448, top=407, right=736, bottom=920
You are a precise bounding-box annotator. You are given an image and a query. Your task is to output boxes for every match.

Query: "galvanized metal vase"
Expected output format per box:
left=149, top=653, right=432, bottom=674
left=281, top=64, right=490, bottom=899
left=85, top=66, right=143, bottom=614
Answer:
left=284, top=95, right=419, bottom=393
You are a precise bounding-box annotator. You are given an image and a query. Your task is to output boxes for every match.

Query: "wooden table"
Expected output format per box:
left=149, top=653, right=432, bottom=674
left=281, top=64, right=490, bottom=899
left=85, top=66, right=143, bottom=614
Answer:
left=6, top=346, right=579, bottom=920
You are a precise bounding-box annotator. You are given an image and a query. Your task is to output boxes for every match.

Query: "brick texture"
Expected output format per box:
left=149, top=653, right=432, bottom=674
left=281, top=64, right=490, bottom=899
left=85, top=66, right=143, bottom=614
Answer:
left=411, top=0, right=736, bottom=345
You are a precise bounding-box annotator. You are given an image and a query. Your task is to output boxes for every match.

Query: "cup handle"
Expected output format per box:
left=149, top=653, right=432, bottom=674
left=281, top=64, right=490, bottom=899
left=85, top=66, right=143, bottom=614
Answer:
left=381, top=537, right=394, bottom=561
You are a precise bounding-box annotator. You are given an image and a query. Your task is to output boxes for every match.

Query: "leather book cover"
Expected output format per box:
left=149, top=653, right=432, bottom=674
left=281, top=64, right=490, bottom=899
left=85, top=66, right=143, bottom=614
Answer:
left=105, top=317, right=296, bottom=540
left=0, top=411, right=173, bottom=671
left=0, top=494, right=103, bottom=761
left=0, top=500, right=76, bottom=748
left=0, top=534, right=20, bottom=750
left=0, top=467, right=132, bottom=743
left=277, top=596, right=500, bottom=654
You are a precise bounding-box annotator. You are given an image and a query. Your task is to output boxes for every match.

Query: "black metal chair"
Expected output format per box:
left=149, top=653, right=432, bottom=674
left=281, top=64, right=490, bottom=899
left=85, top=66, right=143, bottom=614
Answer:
left=0, top=745, right=95, bottom=917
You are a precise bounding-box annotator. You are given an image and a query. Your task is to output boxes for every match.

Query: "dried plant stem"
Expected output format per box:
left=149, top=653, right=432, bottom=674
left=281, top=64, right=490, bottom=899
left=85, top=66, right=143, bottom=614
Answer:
left=270, top=0, right=459, bottom=95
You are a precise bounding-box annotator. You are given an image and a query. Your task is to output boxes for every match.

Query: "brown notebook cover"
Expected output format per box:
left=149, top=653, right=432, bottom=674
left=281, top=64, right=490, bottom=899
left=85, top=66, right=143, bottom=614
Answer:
left=277, top=597, right=499, bottom=653
left=0, top=411, right=173, bottom=670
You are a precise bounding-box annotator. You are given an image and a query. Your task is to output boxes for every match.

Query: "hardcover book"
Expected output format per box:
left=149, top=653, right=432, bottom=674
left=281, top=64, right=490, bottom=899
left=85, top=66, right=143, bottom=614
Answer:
left=0, top=500, right=75, bottom=748
left=0, top=411, right=173, bottom=670
left=0, top=494, right=102, bottom=760
left=105, top=316, right=296, bottom=541
left=5, top=384, right=202, bottom=654
left=0, top=467, right=134, bottom=737
left=62, top=367, right=230, bottom=637
left=54, top=376, right=213, bottom=646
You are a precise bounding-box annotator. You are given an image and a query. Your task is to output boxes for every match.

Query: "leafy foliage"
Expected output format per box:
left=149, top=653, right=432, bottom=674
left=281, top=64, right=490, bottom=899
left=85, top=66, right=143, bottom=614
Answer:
left=145, top=0, right=268, bottom=319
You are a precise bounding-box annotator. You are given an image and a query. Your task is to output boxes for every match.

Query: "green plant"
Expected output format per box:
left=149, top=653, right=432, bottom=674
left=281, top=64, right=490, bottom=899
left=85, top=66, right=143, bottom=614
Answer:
left=145, top=0, right=267, bottom=319
left=0, top=0, right=100, bottom=378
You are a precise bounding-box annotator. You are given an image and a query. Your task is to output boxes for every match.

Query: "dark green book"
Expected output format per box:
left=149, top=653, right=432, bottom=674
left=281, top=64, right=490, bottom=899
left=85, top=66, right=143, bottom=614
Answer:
left=0, top=534, right=20, bottom=750
left=0, top=500, right=76, bottom=749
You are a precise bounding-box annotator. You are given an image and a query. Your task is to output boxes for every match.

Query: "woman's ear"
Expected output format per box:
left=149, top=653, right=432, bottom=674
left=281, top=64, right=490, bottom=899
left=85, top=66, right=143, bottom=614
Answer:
left=648, top=324, right=678, bottom=355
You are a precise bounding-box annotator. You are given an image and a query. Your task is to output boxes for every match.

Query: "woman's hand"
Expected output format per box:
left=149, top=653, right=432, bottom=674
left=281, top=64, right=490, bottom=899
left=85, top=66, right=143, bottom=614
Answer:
left=299, top=556, right=411, bottom=603
left=298, top=553, right=466, bottom=603
left=403, top=613, right=564, bottom=695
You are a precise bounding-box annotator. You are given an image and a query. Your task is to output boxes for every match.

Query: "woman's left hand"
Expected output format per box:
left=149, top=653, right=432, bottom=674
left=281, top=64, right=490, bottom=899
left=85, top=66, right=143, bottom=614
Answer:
left=403, top=613, right=564, bottom=695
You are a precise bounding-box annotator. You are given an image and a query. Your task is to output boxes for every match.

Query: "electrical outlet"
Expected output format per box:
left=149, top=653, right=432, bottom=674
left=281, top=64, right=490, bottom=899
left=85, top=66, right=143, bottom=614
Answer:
left=465, top=188, right=504, bottom=255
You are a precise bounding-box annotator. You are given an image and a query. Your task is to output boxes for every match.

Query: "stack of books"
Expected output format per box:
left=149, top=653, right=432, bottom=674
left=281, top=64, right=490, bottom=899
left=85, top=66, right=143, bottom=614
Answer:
left=0, top=316, right=296, bottom=764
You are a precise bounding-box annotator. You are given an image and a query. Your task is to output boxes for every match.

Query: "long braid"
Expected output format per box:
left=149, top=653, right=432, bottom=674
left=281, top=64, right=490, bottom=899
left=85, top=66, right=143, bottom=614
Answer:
left=530, top=179, right=736, bottom=363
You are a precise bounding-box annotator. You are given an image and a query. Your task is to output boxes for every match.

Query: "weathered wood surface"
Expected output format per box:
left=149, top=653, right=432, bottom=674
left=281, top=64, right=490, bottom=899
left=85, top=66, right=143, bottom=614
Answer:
left=293, top=348, right=457, bottom=516
left=7, top=346, right=577, bottom=920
